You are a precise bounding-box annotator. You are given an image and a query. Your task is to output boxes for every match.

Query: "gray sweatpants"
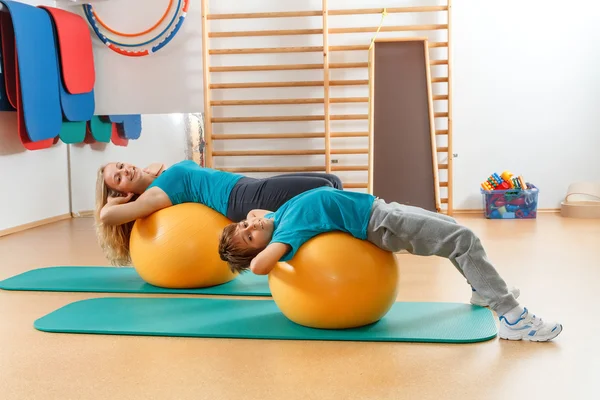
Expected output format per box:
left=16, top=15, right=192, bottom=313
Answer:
left=366, top=198, right=519, bottom=315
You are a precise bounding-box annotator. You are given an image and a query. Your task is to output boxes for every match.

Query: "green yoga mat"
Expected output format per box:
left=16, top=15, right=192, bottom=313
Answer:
left=0, top=266, right=270, bottom=296
left=59, top=120, right=86, bottom=143
left=34, top=297, right=498, bottom=343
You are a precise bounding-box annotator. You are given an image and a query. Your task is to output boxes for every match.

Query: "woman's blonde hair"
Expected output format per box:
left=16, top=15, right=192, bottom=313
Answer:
left=94, top=165, right=136, bottom=266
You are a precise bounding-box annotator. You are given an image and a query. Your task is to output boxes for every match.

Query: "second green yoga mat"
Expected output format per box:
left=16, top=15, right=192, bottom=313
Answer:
left=34, top=297, right=498, bottom=343
left=0, top=266, right=270, bottom=296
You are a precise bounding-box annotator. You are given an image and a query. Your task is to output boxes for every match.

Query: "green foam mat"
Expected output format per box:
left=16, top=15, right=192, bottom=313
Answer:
left=34, top=297, right=498, bottom=343
left=0, top=266, right=270, bottom=296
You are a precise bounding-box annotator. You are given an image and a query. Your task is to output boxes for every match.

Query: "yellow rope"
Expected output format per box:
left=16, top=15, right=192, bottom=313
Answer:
left=368, top=8, right=388, bottom=50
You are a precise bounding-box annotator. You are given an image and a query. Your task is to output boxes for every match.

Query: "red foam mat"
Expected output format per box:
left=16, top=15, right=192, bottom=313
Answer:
left=39, top=6, right=95, bottom=95
left=110, top=122, right=128, bottom=147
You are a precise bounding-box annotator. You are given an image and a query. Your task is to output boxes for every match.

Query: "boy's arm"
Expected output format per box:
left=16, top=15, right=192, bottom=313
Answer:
left=250, top=242, right=290, bottom=275
left=247, top=209, right=272, bottom=219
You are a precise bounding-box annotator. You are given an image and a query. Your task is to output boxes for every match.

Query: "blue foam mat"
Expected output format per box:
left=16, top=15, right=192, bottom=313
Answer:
left=109, top=114, right=141, bottom=139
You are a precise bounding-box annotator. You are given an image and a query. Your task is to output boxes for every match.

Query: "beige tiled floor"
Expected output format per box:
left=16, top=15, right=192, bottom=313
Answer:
left=0, top=213, right=597, bottom=399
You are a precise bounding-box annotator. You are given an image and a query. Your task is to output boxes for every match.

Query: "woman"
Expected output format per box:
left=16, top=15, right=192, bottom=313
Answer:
left=95, top=159, right=343, bottom=266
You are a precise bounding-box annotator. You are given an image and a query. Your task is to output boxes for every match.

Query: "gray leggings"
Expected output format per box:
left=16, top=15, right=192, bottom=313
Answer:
left=366, top=198, right=519, bottom=315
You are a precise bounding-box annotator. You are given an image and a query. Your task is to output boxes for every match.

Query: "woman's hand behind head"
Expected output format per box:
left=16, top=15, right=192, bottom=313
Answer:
left=106, top=192, right=134, bottom=206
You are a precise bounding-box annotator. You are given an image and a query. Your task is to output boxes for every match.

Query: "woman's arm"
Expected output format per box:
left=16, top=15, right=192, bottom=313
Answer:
left=99, top=187, right=172, bottom=225
left=144, top=163, right=166, bottom=176
left=250, top=242, right=290, bottom=275
left=247, top=209, right=272, bottom=219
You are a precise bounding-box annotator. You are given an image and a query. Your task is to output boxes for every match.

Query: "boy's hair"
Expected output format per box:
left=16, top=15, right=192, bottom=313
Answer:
left=218, top=223, right=263, bottom=274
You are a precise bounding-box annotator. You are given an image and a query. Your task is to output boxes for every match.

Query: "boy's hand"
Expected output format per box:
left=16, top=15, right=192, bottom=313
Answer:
left=250, top=242, right=290, bottom=275
left=247, top=209, right=272, bottom=220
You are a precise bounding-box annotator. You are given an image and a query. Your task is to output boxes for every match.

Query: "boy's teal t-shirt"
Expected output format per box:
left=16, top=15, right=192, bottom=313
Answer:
left=146, top=160, right=243, bottom=215
left=265, top=187, right=376, bottom=261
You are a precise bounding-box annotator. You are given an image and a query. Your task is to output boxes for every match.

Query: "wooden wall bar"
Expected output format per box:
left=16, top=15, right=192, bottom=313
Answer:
left=201, top=0, right=453, bottom=214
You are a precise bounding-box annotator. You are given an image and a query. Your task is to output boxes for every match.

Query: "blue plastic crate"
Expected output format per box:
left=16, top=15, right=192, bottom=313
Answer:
left=480, top=184, right=539, bottom=219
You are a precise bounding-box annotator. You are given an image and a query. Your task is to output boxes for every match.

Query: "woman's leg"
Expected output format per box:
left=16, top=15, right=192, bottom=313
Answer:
left=226, top=175, right=337, bottom=222
left=270, top=172, right=343, bottom=189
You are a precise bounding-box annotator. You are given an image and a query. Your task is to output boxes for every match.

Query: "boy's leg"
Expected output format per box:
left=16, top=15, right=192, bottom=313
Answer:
left=367, top=198, right=518, bottom=315
left=398, top=204, right=520, bottom=305
left=397, top=203, right=459, bottom=224
left=367, top=198, right=562, bottom=341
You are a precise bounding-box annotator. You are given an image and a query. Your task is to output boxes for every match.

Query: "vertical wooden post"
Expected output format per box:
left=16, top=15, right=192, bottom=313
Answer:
left=322, top=0, right=331, bottom=173
left=423, top=39, right=441, bottom=212
left=367, top=46, right=375, bottom=194
left=446, top=0, right=453, bottom=215
left=201, top=0, right=213, bottom=168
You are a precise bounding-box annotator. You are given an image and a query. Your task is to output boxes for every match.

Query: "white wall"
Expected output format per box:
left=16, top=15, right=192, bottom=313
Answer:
left=60, top=0, right=203, bottom=115
left=0, top=0, right=70, bottom=232
left=205, top=0, right=600, bottom=209
left=68, top=114, right=191, bottom=214
left=453, top=0, right=600, bottom=209
left=3, top=0, right=595, bottom=235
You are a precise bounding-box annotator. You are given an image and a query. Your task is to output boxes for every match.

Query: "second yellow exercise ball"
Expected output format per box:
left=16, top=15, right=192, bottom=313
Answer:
left=268, top=232, right=399, bottom=329
left=129, top=203, right=237, bottom=289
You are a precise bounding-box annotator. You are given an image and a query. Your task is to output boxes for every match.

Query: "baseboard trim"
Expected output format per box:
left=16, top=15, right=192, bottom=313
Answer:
left=72, top=210, right=94, bottom=218
left=0, top=213, right=72, bottom=238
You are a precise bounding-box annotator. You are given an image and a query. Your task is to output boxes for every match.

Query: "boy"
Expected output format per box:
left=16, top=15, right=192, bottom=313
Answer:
left=218, top=187, right=562, bottom=342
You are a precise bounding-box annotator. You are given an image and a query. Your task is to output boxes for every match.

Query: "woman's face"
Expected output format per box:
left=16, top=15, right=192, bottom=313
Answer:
left=103, top=162, right=151, bottom=195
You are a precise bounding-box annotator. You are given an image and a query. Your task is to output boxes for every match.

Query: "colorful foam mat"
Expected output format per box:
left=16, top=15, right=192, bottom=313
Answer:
left=41, top=5, right=95, bottom=123
left=33, top=297, right=498, bottom=344
left=0, top=11, right=16, bottom=109
left=59, top=120, right=86, bottom=144
left=39, top=6, right=95, bottom=95
left=0, top=32, right=14, bottom=112
left=89, top=116, right=112, bottom=142
left=15, top=54, right=54, bottom=149
left=110, top=122, right=128, bottom=146
left=0, top=0, right=62, bottom=142
left=109, top=114, right=142, bottom=139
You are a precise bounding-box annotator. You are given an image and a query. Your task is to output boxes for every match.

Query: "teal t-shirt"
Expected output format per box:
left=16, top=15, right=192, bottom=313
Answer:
left=146, top=160, right=243, bottom=215
left=265, top=187, right=376, bottom=261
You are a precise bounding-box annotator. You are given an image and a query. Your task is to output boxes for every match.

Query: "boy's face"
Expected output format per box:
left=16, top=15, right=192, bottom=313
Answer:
left=235, top=216, right=274, bottom=250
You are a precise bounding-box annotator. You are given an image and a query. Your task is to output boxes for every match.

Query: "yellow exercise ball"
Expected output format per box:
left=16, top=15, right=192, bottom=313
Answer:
left=268, top=232, right=399, bottom=329
left=129, top=203, right=237, bottom=289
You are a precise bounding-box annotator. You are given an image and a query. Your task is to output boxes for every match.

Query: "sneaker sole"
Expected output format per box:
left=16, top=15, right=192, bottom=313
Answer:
left=499, top=324, right=563, bottom=342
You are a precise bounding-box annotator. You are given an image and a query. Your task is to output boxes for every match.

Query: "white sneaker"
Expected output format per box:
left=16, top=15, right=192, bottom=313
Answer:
left=499, top=308, right=563, bottom=342
left=470, top=286, right=521, bottom=307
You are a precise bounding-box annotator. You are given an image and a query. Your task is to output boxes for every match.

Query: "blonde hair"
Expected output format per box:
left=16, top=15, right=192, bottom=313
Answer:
left=94, top=165, right=136, bottom=266
left=218, top=223, right=263, bottom=273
